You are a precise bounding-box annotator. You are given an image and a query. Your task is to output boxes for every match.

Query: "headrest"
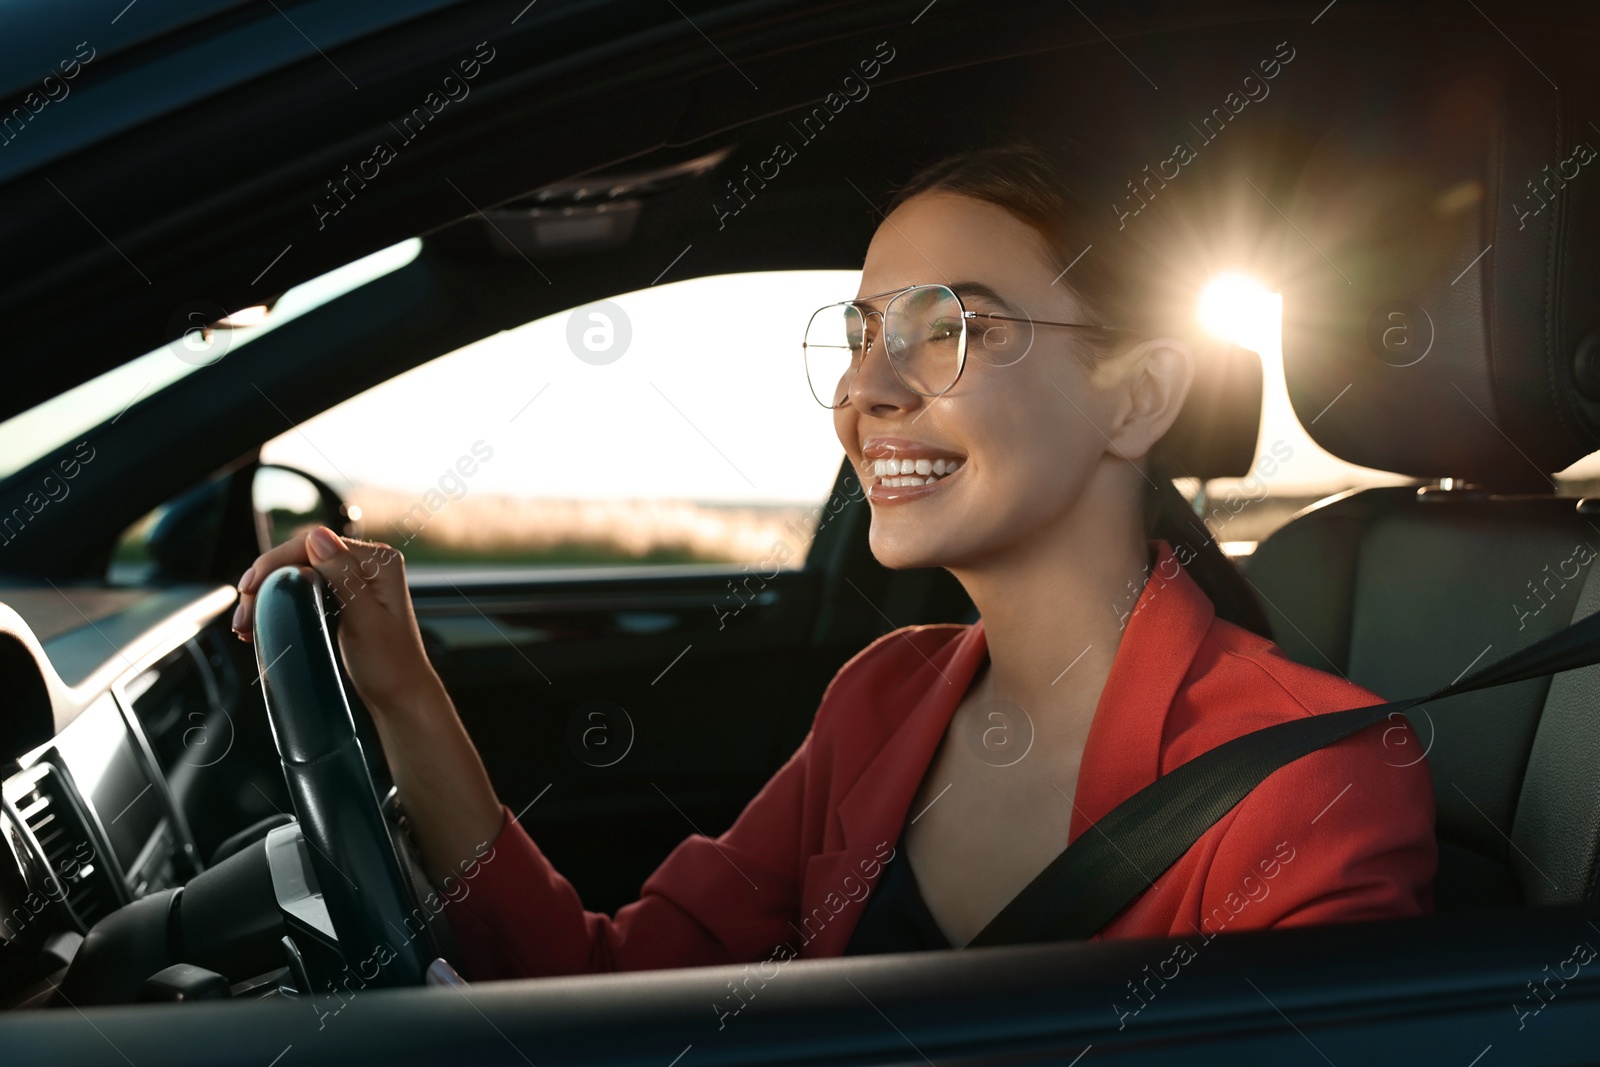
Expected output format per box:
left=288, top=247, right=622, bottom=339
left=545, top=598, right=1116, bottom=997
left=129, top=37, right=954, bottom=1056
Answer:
left=1281, top=71, right=1600, bottom=484
left=1152, top=340, right=1263, bottom=481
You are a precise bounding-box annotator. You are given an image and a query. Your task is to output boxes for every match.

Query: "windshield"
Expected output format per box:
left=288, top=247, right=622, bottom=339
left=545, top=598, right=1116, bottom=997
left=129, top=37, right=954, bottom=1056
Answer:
left=0, top=238, right=423, bottom=481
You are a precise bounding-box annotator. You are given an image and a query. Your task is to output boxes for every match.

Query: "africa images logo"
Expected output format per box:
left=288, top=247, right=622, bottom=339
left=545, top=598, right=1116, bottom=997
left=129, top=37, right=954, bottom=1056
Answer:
left=1112, top=40, right=1296, bottom=230
left=312, top=41, right=497, bottom=230
left=710, top=41, right=896, bottom=230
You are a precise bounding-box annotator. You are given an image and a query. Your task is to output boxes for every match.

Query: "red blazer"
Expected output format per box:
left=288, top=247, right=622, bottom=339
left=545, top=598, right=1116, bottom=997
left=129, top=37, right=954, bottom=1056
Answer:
left=446, top=539, right=1437, bottom=980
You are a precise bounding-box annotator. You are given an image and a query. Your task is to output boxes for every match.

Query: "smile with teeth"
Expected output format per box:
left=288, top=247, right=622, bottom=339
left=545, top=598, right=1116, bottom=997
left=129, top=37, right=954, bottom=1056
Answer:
left=870, top=456, right=965, bottom=487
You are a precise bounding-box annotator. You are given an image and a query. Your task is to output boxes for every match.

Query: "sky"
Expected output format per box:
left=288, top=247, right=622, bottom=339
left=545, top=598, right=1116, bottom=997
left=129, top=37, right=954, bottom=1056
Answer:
left=259, top=269, right=859, bottom=506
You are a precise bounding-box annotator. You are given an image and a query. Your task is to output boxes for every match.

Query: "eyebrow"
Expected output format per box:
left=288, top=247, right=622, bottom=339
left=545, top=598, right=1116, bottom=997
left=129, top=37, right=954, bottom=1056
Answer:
left=946, top=281, right=1016, bottom=313
left=852, top=281, right=1020, bottom=313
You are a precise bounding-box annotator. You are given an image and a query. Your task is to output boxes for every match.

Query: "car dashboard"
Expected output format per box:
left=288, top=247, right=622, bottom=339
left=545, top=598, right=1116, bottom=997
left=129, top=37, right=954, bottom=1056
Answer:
left=0, top=583, right=237, bottom=1010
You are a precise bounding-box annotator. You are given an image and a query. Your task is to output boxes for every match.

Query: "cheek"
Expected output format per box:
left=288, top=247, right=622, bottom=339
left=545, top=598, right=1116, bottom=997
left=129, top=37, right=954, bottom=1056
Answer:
left=973, top=380, right=1109, bottom=520
left=859, top=358, right=1112, bottom=569
left=833, top=408, right=862, bottom=473
left=987, top=364, right=1097, bottom=471
left=833, top=406, right=854, bottom=450
left=989, top=427, right=1082, bottom=513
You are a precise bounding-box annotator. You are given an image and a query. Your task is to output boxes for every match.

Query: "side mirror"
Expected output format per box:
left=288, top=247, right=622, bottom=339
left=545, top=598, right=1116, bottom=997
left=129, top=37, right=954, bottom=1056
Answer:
left=252, top=465, right=360, bottom=551
left=143, top=477, right=229, bottom=583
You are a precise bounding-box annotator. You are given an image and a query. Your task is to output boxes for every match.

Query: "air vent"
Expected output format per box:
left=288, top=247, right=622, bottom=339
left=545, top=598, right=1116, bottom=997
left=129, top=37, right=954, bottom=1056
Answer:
left=7, top=763, right=120, bottom=932
left=126, top=640, right=223, bottom=772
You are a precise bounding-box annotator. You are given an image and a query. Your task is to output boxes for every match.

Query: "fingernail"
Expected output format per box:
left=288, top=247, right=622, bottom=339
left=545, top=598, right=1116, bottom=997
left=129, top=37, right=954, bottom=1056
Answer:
left=231, top=602, right=246, bottom=631
left=238, top=566, right=256, bottom=594
left=309, top=527, right=342, bottom=560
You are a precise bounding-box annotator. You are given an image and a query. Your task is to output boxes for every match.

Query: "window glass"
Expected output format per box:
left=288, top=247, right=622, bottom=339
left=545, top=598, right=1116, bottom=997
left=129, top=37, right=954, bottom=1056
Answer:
left=109, top=474, right=229, bottom=585
left=259, top=270, right=859, bottom=571
left=1556, top=446, right=1600, bottom=489
left=111, top=502, right=167, bottom=585
left=0, top=239, right=421, bottom=481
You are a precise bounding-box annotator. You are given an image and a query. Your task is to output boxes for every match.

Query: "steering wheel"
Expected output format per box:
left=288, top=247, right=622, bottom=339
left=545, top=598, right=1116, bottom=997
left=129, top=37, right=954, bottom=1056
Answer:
left=251, top=564, right=438, bottom=987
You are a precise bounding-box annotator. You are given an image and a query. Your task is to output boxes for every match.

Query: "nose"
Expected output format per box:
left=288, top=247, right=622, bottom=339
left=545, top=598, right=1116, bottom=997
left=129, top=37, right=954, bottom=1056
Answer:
left=847, top=312, right=922, bottom=415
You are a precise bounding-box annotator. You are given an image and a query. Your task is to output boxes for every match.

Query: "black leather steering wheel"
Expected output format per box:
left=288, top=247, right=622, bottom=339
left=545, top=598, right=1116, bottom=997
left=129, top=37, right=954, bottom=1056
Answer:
left=251, top=565, right=437, bottom=987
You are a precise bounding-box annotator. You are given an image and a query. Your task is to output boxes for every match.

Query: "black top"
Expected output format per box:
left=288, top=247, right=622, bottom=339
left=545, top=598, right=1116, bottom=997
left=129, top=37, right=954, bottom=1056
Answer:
left=844, top=825, right=1086, bottom=954
left=842, top=841, right=952, bottom=955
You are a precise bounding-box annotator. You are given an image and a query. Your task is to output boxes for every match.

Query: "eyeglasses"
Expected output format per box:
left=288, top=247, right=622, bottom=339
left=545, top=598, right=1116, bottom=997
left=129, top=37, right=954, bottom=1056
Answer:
left=802, top=283, right=1135, bottom=409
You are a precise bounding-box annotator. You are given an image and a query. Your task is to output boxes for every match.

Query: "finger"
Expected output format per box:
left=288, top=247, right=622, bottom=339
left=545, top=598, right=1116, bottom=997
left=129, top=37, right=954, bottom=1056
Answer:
left=303, top=527, right=401, bottom=611
left=232, top=535, right=320, bottom=638
left=233, top=528, right=402, bottom=639
left=238, top=535, right=316, bottom=595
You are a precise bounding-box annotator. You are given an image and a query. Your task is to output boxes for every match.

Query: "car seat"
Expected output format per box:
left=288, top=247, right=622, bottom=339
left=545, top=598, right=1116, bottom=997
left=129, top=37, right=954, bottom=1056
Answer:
left=1247, top=69, right=1600, bottom=912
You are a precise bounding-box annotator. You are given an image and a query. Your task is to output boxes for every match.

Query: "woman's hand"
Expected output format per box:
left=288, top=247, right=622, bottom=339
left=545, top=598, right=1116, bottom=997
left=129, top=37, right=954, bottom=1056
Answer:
left=232, top=526, right=505, bottom=880
left=233, top=526, right=434, bottom=718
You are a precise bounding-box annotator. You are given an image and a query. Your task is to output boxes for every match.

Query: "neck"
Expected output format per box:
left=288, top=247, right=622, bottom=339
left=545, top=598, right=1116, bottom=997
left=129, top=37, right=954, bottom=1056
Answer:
left=949, top=467, right=1155, bottom=731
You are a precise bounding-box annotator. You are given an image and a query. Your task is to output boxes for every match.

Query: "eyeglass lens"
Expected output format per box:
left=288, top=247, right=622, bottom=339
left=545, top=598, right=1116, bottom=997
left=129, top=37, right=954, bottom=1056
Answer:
left=803, top=285, right=967, bottom=408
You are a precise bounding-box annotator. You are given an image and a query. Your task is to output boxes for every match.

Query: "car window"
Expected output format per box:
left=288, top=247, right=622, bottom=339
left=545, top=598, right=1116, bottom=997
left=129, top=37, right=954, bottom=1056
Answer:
left=0, top=239, right=423, bottom=481
left=258, top=270, right=860, bottom=571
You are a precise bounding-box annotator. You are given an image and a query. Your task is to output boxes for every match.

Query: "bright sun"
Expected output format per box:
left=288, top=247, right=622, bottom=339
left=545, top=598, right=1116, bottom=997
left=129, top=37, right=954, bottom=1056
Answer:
left=1197, top=272, right=1281, bottom=353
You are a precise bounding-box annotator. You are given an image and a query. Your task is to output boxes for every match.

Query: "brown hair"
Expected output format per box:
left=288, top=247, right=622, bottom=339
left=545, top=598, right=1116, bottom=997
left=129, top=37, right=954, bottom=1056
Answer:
left=884, top=143, right=1273, bottom=639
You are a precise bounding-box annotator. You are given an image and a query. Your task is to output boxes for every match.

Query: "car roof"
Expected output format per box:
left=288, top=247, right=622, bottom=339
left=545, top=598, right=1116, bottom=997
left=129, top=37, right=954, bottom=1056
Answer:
left=0, top=0, right=472, bottom=190
left=1, top=0, right=1596, bottom=426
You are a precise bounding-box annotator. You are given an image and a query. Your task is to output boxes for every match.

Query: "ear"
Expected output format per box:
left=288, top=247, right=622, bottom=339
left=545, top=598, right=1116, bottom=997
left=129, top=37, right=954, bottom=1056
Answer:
left=1103, top=336, right=1194, bottom=462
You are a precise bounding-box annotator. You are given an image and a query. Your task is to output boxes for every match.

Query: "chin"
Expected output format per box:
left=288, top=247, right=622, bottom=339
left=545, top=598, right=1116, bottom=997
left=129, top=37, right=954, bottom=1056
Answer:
left=866, top=527, right=944, bottom=571
left=867, top=519, right=986, bottom=571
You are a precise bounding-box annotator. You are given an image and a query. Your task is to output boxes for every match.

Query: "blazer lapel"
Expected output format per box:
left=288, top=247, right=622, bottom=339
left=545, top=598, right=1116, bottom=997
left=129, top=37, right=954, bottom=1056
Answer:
left=799, top=623, right=988, bottom=956
left=833, top=621, right=990, bottom=852
left=1066, top=538, right=1216, bottom=845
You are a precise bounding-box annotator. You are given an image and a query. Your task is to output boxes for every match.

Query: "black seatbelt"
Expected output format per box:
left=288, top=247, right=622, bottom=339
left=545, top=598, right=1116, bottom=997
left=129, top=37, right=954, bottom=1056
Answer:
left=966, top=600, right=1600, bottom=948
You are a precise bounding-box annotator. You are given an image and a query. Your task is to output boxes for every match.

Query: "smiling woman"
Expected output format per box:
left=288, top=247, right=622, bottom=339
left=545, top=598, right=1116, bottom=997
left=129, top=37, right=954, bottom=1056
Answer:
left=814, top=144, right=1432, bottom=952
left=831, top=146, right=1271, bottom=635
left=230, top=142, right=1435, bottom=980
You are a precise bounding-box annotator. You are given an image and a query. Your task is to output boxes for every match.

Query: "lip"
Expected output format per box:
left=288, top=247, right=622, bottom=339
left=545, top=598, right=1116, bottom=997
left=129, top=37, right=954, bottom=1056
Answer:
left=861, top=436, right=966, bottom=461
left=859, top=436, right=968, bottom=507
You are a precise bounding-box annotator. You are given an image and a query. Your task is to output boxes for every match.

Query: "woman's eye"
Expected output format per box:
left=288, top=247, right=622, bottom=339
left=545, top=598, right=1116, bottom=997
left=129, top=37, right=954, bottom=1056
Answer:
left=926, top=319, right=962, bottom=342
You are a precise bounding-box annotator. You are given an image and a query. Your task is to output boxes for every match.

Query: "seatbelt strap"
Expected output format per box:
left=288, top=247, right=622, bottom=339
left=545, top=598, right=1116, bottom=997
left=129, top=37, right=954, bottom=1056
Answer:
left=967, top=586, right=1600, bottom=947
left=1509, top=552, right=1600, bottom=902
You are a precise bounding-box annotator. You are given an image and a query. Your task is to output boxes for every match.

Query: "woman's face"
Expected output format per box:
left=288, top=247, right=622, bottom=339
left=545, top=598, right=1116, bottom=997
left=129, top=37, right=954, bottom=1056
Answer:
left=832, top=191, right=1176, bottom=571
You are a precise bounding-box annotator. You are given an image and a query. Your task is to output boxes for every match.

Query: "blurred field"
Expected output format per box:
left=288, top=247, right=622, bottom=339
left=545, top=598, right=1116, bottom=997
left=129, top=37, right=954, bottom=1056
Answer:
left=348, top=487, right=822, bottom=566
left=122, top=473, right=1600, bottom=577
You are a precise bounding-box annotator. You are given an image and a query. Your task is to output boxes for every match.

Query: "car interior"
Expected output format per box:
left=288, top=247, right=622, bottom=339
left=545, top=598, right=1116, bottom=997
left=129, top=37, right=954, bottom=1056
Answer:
left=1, top=1, right=1599, bottom=1063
